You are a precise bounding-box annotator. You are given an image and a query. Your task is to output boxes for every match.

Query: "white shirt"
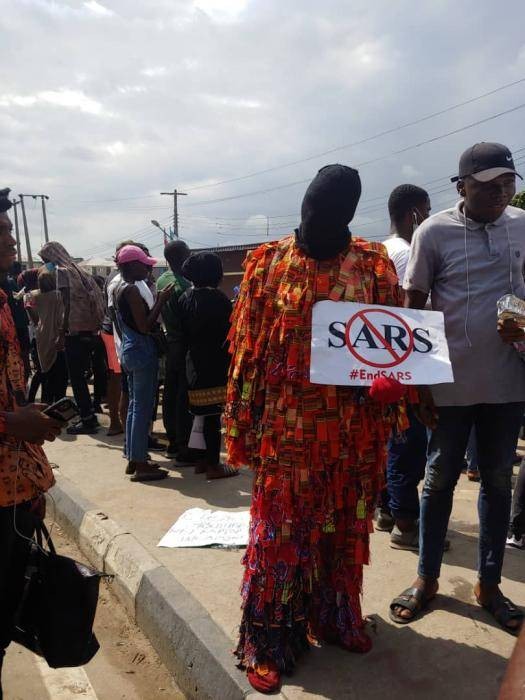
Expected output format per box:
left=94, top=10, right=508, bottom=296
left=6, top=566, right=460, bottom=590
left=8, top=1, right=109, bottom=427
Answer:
left=382, top=236, right=411, bottom=286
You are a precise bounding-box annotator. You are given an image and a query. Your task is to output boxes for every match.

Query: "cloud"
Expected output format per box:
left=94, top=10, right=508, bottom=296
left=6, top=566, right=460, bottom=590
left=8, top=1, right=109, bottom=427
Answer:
left=21, top=0, right=115, bottom=19
left=84, top=1, right=114, bottom=17
left=117, top=85, right=148, bottom=95
left=193, top=0, right=249, bottom=22
left=401, top=165, right=421, bottom=180
left=2, top=0, right=525, bottom=258
left=140, top=66, right=168, bottom=78
left=200, top=94, right=263, bottom=109
left=0, top=89, right=108, bottom=115
left=103, top=141, right=127, bottom=156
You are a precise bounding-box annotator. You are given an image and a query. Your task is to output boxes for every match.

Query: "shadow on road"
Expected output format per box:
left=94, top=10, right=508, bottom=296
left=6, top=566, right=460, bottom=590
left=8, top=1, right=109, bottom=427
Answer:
left=286, top=617, right=508, bottom=700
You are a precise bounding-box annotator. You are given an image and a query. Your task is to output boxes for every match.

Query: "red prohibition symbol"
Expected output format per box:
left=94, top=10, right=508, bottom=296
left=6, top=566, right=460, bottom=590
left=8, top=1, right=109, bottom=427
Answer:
left=345, top=308, right=414, bottom=369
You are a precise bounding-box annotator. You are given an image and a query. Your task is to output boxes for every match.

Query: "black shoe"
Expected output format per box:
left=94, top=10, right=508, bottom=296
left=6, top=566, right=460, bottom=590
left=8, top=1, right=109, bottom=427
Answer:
left=173, top=451, right=199, bottom=467
left=147, top=437, right=164, bottom=452
left=166, top=442, right=178, bottom=458
left=67, top=420, right=99, bottom=435
left=374, top=507, right=394, bottom=532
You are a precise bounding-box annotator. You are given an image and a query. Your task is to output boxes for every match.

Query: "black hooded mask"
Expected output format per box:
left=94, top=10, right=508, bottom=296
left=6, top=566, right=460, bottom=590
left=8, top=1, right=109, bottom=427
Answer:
left=295, top=164, right=361, bottom=261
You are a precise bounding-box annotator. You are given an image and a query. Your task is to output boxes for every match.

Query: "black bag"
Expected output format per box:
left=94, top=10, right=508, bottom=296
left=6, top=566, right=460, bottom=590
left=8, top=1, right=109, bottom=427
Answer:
left=13, top=522, right=105, bottom=668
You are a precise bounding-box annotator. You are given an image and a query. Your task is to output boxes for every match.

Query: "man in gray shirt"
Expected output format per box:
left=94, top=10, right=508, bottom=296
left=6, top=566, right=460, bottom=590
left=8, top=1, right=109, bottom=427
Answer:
left=390, top=142, right=525, bottom=635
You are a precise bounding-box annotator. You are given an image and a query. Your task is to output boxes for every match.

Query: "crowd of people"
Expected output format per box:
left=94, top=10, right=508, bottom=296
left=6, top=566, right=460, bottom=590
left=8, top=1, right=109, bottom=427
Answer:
left=0, top=140, right=524, bottom=696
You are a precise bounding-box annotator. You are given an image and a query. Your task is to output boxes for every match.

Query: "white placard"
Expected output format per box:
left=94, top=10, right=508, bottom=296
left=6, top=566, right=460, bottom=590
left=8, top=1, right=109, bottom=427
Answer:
left=188, top=415, right=206, bottom=450
left=310, top=301, right=453, bottom=386
left=157, top=508, right=250, bottom=548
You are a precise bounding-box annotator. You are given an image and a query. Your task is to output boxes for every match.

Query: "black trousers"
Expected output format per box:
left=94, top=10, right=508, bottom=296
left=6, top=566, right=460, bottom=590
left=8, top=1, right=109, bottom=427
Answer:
left=162, top=342, right=192, bottom=450
left=65, top=334, right=106, bottom=422
left=92, top=336, right=108, bottom=408
left=41, top=351, right=69, bottom=405
left=0, top=503, right=37, bottom=698
left=203, top=414, right=221, bottom=465
left=510, top=459, right=525, bottom=538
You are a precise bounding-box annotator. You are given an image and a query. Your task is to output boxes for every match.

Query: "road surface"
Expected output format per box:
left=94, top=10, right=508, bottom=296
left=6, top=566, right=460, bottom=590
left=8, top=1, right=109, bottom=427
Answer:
left=2, top=523, right=184, bottom=700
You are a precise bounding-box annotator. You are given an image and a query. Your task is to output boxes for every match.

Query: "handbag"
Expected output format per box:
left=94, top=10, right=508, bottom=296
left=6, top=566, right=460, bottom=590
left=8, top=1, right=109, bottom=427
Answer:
left=13, top=521, right=106, bottom=668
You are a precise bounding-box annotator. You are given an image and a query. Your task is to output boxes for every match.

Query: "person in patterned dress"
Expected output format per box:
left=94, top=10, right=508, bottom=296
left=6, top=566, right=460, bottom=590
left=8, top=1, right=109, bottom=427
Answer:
left=225, top=165, right=408, bottom=693
left=0, top=188, right=63, bottom=698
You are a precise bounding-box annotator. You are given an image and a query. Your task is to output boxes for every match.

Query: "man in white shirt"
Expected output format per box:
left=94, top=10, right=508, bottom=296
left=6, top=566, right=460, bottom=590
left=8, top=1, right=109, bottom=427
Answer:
left=375, top=185, right=431, bottom=549
left=382, top=184, right=431, bottom=287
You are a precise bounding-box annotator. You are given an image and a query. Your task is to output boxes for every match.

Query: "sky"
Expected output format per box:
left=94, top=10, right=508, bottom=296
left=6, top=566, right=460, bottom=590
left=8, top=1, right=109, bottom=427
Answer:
left=1, top=0, right=525, bottom=261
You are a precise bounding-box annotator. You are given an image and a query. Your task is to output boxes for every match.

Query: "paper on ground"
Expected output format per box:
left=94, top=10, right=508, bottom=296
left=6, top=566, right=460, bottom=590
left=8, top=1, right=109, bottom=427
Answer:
left=157, top=507, right=250, bottom=548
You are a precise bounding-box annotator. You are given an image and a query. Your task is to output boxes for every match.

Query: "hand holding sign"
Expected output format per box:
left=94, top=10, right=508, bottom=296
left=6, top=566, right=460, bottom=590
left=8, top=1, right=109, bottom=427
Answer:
left=310, top=301, right=453, bottom=387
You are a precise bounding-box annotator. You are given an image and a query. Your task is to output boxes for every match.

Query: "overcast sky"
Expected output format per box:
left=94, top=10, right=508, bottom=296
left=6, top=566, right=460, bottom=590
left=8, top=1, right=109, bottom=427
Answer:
left=1, top=0, right=525, bottom=261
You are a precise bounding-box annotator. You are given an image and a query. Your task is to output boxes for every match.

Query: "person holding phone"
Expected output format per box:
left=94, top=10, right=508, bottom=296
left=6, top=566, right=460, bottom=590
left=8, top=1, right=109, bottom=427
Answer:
left=114, top=245, right=173, bottom=482
left=0, top=188, right=64, bottom=699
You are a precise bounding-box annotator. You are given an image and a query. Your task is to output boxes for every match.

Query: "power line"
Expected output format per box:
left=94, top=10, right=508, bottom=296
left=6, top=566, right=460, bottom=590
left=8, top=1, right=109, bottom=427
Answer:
left=182, top=77, right=525, bottom=192
left=186, top=103, right=525, bottom=208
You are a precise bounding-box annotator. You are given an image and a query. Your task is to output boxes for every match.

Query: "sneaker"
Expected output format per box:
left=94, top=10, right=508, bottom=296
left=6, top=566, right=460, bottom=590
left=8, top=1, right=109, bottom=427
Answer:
left=506, top=534, right=524, bottom=549
left=374, top=507, right=394, bottom=532
left=67, top=420, right=99, bottom=435
left=390, top=524, right=419, bottom=551
left=147, top=437, right=164, bottom=452
left=390, top=521, right=451, bottom=552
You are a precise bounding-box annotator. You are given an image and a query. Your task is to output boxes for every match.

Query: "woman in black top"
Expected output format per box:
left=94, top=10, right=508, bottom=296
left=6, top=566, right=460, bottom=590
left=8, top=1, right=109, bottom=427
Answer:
left=177, top=252, right=237, bottom=480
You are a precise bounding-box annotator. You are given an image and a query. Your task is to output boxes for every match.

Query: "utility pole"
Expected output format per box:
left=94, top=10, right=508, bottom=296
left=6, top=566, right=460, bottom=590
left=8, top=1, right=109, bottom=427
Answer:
left=12, top=199, right=22, bottom=263
left=266, top=215, right=270, bottom=238
left=18, top=195, right=33, bottom=267
left=161, top=189, right=187, bottom=239
left=38, top=195, right=50, bottom=243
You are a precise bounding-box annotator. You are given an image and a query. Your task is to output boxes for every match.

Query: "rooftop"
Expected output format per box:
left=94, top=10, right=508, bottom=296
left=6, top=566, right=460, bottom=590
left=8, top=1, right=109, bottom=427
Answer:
left=190, top=242, right=267, bottom=254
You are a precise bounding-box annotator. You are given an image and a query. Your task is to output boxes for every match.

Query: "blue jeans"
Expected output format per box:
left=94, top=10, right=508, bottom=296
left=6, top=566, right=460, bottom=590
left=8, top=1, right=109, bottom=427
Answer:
left=386, top=406, right=427, bottom=521
left=124, top=360, right=158, bottom=462
left=419, top=402, right=525, bottom=584
left=119, top=316, right=158, bottom=463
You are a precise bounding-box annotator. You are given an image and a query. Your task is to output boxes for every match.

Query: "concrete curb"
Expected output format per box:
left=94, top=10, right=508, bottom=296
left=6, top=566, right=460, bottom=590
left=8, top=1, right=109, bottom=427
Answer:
left=48, top=474, right=286, bottom=700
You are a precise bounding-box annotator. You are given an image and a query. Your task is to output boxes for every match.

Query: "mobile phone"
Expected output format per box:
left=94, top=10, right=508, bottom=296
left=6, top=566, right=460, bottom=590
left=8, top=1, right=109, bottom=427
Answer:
left=43, top=397, right=80, bottom=425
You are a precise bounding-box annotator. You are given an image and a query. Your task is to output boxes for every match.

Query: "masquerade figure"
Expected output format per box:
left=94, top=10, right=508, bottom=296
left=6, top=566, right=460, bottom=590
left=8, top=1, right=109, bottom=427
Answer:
left=226, top=165, right=407, bottom=692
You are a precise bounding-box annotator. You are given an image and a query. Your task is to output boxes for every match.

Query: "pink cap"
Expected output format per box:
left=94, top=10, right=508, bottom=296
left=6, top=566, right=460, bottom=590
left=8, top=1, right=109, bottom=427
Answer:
left=116, top=245, right=157, bottom=267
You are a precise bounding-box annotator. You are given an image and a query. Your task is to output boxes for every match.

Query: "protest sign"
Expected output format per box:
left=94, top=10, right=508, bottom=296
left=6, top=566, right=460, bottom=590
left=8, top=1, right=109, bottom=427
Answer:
left=310, top=301, right=453, bottom=386
left=157, top=508, right=250, bottom=548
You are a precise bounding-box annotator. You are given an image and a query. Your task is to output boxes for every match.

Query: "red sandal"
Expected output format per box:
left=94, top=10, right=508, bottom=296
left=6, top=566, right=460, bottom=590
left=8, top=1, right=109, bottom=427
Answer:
left=246, top=660, right=281, bottom=694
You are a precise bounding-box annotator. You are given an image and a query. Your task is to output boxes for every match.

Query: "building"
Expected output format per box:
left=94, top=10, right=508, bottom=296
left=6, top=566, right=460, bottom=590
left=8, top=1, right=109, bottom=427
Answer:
left=80, top=243, right=265, bottom=296
left=79, top=257, right=170, bottom=280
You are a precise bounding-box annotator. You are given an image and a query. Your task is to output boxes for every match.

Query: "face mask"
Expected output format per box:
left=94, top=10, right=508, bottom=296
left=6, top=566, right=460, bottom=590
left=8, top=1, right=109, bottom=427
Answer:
left=44, top=261, right=56, bottom=272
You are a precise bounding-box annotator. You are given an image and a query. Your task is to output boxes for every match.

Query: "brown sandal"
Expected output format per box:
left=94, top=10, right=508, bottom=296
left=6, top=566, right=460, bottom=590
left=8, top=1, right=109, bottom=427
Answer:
left=389, top=586, right=436, bottom=624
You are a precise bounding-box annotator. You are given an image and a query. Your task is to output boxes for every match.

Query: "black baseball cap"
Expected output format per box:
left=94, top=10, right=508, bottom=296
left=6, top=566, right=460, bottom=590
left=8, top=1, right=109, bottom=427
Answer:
left=451, top=142, right=522, bottom=183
